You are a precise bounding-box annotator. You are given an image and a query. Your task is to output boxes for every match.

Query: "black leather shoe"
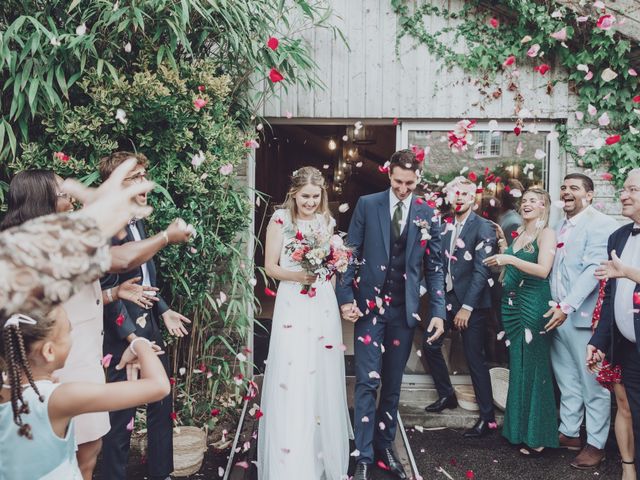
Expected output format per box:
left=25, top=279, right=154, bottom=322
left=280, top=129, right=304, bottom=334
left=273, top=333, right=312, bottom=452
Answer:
left=424, top=394, right=458, bottom=413
left=463, top=418, right=494, bottom=438
left=375, top=448, right=407, bottom=479
left=353, top=463, right=372, bottom=480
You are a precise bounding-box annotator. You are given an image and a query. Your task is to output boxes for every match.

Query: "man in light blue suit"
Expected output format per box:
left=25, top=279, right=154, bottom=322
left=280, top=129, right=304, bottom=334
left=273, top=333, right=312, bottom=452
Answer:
left=544, top=173, right=618, bottom=469
left=337, top=149, right=446, bottom=480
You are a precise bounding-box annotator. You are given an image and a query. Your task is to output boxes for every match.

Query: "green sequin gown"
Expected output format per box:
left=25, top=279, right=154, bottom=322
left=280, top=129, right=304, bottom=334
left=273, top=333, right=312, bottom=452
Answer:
left=501, top=241, right=559, bottom=448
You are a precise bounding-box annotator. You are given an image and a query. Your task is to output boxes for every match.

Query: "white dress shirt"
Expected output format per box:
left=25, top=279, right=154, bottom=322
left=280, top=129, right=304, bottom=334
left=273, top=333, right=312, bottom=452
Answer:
left=615, top=224, right=640, bottom=343
left=389, top=190, right=412, bottom=234
left=129, top=223, right=151, bottom=287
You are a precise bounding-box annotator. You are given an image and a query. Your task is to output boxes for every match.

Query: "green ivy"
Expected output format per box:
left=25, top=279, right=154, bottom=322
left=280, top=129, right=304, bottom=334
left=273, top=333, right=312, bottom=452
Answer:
left=392, top=0, right=640, bottom=185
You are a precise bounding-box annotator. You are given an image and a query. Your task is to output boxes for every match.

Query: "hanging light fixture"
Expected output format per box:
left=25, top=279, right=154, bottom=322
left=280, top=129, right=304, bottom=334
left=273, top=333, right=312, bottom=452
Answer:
left=328, top=139, right=337, bottom=151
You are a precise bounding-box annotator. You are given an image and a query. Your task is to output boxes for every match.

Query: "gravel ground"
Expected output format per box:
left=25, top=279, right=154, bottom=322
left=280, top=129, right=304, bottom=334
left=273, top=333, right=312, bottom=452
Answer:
left=406, top=427, right=622, bottom=480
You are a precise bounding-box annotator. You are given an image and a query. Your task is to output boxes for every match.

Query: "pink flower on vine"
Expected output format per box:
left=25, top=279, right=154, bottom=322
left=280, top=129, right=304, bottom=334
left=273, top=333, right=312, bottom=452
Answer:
left=527, top=44, right=541, bottom=57
left=219, top=164, right=233, bottom=176
left=502, top=55, right=516, bottom=67
left=269, top=68, right=284, bottom=83
left=193, top=98, right=208, bottom=110
left=54, top=151, right=70, bottom=163
left=596, top=14, right=615, bottom=30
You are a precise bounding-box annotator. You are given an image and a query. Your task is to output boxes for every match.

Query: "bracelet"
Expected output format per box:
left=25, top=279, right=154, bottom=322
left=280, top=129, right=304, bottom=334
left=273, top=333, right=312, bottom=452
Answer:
left=106, top=288, right=114, bottom=302
left=129, top=337, right=152, bottom=356
left=161, top=230, right=169, bottom=246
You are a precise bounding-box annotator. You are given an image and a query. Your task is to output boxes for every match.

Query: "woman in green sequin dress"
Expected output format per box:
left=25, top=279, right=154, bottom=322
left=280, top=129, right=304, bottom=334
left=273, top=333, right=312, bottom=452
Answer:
left=484, top=188, right=559, bottom=455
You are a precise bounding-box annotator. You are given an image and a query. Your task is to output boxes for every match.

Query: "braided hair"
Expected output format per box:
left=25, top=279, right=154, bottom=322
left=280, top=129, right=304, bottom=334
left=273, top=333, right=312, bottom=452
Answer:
left=0, top=310, right=56, bottom=439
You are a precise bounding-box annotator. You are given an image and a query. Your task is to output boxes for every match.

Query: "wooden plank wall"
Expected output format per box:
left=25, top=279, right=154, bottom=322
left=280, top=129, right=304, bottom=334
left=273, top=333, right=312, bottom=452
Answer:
left=261, top=0, right=572, bottom=120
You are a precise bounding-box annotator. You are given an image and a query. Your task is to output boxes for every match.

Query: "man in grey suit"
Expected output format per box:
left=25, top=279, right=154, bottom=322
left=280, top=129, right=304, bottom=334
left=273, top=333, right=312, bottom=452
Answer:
left=337, top=149, right=446, bottom=480
left=544, top=173, right=618, bottom=469
left=423, top=177, right=498, bottom=437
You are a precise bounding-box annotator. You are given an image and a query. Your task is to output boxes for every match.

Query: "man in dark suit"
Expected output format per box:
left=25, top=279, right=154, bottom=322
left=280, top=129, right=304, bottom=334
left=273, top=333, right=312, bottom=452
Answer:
left=423, top=177, right=497, bottom=437
left=589, top=168, right=640, bottom=471
left=337, top=149, right=446, bottom=480
left=99, top=151, right=192, bottom=480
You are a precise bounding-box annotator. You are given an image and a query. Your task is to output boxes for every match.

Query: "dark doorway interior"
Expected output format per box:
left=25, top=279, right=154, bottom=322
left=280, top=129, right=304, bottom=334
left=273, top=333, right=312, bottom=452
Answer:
left=253, top=123, right=397, bottom=373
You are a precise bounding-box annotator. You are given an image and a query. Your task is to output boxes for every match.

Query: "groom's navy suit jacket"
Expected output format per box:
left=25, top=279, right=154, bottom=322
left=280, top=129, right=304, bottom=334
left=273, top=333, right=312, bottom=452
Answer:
left=336, top=189, right=446, bottom=326
left=590, top=222, right=640, bottom=363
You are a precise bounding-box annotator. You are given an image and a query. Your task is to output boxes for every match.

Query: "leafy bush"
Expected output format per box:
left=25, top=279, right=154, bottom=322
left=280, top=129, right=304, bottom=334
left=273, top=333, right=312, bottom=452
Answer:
left=1, top=0, right=341, bottom=427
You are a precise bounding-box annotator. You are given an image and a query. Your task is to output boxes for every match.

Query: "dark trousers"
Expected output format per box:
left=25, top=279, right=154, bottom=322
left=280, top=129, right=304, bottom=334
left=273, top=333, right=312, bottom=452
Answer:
left=620, top=339, right=640, bottom=473
left=353, top=304, right=414, bottom=464
left=102, top=351, right=174, bottom=480
left=423, top=294, right=495, bottom=422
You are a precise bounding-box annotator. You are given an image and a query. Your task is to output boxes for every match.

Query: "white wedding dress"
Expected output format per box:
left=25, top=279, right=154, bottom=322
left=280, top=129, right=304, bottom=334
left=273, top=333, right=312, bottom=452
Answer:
left=257, top=209, right=353, bottom=480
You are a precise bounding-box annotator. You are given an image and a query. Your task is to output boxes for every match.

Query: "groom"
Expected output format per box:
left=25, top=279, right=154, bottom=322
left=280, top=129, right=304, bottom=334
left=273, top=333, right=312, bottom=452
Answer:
left=337, top=149, right=446, bottom=480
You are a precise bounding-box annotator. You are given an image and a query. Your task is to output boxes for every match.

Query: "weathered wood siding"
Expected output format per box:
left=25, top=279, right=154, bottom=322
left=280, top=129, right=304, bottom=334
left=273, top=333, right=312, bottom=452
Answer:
left=260, top=0, right=571, bottom=120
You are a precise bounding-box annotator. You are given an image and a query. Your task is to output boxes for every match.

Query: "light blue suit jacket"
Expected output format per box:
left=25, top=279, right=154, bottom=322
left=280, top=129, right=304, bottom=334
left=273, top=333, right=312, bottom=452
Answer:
left=550, top=207, right=618, bottom=328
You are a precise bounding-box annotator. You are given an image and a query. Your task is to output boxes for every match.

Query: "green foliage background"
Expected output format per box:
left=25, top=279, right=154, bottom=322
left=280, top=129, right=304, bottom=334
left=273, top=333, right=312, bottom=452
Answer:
left=0, top=0, right=339, bottom=427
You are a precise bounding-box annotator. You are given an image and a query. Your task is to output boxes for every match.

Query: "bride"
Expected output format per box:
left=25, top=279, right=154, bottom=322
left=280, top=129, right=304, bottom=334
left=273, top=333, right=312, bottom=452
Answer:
left=257, top=166, right=352, bottom=479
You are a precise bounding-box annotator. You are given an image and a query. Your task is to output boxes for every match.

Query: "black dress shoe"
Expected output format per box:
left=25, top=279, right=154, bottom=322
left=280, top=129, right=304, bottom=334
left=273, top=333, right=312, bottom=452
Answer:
left=375, top=448, right=407, bottom=479
left=424, top=394, right=458, bottom=413
left=353, top=463, right=372, bottom=480
left=463, top=418, right=494, bottom=438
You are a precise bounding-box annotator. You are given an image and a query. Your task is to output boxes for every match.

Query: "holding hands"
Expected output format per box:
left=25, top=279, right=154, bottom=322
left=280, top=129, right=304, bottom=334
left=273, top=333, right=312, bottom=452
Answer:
left=340, top=301, right=363, bottom=323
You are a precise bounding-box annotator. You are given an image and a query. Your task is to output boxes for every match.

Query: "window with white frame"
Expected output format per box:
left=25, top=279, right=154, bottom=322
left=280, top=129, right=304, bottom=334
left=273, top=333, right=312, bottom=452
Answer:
left=476, top=131, right=502, bottom=158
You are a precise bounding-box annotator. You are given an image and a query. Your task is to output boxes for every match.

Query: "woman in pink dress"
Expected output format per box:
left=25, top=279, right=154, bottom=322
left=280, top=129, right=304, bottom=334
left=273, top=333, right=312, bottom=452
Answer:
left=0, top=170, right=159, bottom=479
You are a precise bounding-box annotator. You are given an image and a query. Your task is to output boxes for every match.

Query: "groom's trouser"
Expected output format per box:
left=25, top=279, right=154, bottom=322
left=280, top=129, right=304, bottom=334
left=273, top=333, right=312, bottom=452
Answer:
left=423, top=295, right=495, bottom=422
left=354, top=304, right=414, bottom=464
left=550, top=321, right=610, bottom=449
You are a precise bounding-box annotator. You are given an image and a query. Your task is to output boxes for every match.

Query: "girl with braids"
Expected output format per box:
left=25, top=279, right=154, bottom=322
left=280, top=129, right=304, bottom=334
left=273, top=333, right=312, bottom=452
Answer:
left=485, top=188, right=559, bottom=456
left=257, top=167, right=352, bottom=480
left=0, top=306, right=169, bottom=479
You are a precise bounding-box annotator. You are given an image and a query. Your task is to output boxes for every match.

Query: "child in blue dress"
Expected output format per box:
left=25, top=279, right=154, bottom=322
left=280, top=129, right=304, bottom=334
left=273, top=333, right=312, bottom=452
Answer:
left=0, top=306, right=169, bottom=479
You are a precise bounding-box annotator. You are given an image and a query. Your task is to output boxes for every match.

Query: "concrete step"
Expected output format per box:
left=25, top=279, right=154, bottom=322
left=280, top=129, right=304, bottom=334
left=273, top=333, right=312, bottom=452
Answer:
left=399, top=386, right=504, bottom=429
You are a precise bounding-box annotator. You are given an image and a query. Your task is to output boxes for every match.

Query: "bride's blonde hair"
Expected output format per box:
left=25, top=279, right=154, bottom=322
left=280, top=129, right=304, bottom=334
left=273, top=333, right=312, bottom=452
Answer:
left=278, top=166, right=331, bottom=227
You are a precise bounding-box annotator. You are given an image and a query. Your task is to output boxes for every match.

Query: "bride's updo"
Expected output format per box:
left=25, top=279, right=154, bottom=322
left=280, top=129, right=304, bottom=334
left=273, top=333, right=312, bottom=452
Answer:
left=279, top=166, right=332, bottom=227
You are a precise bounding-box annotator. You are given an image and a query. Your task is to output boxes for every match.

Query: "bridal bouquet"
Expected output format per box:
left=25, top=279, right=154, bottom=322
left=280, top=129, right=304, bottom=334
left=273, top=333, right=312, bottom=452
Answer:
left=285, top=228, right=352, bottom=297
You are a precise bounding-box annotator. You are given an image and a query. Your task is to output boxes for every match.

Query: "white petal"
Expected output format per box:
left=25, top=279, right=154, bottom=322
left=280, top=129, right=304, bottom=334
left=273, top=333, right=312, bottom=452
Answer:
left=601, top=68, right=618, bottom=82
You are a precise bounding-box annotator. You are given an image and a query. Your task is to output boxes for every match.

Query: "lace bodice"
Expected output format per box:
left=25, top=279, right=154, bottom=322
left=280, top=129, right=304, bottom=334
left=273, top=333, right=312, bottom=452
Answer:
left=271, top=209, right=335, bottom=272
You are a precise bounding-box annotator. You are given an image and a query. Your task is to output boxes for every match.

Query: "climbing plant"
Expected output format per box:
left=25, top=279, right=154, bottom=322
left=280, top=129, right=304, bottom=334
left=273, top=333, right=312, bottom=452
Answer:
left=392, top=0, right=640, bottom=185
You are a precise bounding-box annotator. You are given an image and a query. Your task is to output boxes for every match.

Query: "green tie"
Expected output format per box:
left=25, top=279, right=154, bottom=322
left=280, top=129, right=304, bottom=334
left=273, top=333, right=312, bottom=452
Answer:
left=392, top=201, right=403, bottom=239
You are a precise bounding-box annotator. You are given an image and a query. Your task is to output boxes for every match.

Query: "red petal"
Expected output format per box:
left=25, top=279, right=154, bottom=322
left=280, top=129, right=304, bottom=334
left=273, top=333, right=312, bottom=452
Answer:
left=489, top=18, right=499, bottom=28
left=511, top=231, right=519, bottom=239
left=633, top=292, right=640, bottom=305
left=268, top=68, right=284, bottom=83
left=633, top=95, right=640, bottom=103
left=468, top=171, right=477, bottom=182
left=264, top=287, right=277, bottom=297
left=601, top=172, right=613, bottom=181
left=513, top=127, right=521, bottom=136
left=605, top=134, right=621, bottom=145
left=393, top=117, right=399, bottom=125
left=267, top=37, right=279, bottom=50
left=466, top=470, right=475, bottom=479
left=556, top=242, right=565, bottom=248
left=116, top=314, right=124, bottom=326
